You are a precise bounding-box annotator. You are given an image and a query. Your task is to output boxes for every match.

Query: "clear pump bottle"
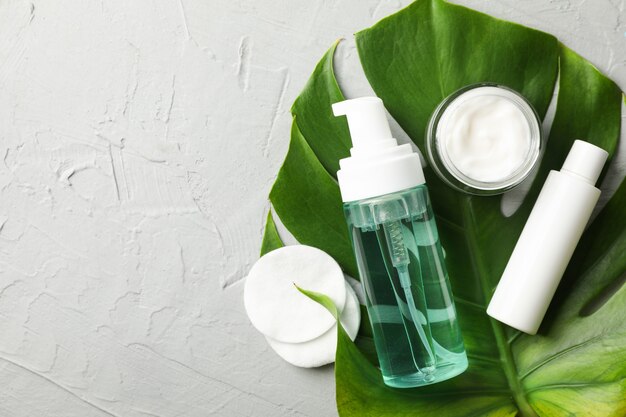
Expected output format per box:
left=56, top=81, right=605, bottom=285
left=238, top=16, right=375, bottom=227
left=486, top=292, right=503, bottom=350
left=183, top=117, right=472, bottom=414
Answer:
left=333, top=97, right=468, bottom=388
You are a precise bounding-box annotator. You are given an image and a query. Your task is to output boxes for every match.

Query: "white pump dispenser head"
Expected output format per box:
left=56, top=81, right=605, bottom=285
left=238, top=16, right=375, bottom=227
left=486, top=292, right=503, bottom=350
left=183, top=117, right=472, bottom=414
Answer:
left=332, top=97, right=425, bottom=202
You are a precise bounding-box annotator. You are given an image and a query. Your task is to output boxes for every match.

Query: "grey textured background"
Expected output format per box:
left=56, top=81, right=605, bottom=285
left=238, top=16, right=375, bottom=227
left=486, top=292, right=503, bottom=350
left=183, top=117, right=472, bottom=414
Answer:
left=0, top=0, right=623, bottom=416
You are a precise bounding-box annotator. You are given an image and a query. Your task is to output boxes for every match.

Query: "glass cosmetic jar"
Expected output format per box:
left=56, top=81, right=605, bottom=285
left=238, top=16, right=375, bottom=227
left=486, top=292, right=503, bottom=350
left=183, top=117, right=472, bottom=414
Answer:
left=426, top=84, right=543, bottom=195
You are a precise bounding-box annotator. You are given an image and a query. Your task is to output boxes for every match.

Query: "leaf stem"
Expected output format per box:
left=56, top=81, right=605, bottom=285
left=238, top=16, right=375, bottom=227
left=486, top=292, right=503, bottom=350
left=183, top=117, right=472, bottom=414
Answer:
left=489, top=318, right=538, bottom=417
left=462, top=198, right=538, bottom=417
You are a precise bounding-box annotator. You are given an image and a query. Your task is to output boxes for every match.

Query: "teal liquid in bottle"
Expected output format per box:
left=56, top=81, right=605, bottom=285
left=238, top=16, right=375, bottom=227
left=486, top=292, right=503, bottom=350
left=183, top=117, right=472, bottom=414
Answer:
left=344, top=186, right=467, bottom=387
left=333, top=98, right=467, bottom=388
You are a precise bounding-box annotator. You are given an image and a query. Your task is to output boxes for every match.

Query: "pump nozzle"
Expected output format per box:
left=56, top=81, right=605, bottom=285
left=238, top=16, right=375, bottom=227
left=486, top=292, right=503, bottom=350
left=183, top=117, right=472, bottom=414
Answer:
left=332, top=97, right=396, bottom=152
left=332, top=96, right=425, bottom=202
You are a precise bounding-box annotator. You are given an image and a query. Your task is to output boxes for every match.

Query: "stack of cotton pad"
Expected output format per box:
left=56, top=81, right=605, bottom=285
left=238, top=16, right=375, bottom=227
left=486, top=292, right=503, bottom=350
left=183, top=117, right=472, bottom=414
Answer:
left=244, top=245, right=361, bottom=368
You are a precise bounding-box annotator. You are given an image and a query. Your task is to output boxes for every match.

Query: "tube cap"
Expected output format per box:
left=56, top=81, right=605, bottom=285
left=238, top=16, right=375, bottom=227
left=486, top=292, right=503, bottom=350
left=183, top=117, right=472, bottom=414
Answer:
left=561, top=140, right=609, bottom=185
left=332, top=97, right=425, bottom=202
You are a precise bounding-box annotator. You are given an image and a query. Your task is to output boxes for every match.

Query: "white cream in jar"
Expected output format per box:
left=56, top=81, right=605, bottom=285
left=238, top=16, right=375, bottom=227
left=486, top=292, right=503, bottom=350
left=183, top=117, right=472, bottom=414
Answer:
left=426, top=85, right=542, bottom=195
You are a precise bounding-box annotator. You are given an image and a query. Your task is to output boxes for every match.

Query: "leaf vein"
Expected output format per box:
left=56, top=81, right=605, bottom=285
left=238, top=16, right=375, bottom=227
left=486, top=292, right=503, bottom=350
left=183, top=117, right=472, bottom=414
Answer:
left=519, top=334, right=604, bottom=381
left=525, top=378, right=626, bottom=395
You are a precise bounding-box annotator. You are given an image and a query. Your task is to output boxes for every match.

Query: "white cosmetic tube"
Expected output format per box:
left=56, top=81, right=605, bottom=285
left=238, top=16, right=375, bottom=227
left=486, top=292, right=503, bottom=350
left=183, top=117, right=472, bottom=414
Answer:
left=487, top=140, right=608, bottom=335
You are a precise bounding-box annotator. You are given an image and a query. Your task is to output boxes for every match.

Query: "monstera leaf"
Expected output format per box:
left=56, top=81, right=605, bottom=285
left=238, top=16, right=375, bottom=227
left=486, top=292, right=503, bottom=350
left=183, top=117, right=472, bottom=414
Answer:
left=264, top=0, right=626, bottom=415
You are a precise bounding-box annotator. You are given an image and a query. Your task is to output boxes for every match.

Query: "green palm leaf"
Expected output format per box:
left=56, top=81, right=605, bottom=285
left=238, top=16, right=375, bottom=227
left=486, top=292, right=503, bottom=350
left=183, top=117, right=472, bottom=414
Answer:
left=264, top=1, right=625, bottom=415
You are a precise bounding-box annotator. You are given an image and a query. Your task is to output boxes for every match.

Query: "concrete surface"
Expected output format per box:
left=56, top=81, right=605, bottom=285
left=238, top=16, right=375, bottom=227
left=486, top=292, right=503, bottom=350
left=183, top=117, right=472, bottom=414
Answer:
left=0, top=0, right=623, bottom=416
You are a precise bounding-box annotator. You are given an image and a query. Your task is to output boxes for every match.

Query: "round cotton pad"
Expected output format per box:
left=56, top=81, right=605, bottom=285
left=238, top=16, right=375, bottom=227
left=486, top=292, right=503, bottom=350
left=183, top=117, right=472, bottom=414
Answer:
left=346, top=276, right=365, bottom=305
left=244, top=245, right=347, bottom=343
left=266, top=283, right=361, bottom=368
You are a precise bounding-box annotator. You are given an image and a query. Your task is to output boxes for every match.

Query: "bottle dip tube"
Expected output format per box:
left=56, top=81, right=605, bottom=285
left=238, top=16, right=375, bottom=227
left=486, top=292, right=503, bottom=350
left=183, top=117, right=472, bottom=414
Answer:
left=333, top=97, right=467, bottom=388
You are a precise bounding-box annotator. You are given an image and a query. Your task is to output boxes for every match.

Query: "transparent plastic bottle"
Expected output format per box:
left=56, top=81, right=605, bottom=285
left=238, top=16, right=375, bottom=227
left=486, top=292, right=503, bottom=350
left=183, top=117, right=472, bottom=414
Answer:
left=333, top=97, right=467, bottom=388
